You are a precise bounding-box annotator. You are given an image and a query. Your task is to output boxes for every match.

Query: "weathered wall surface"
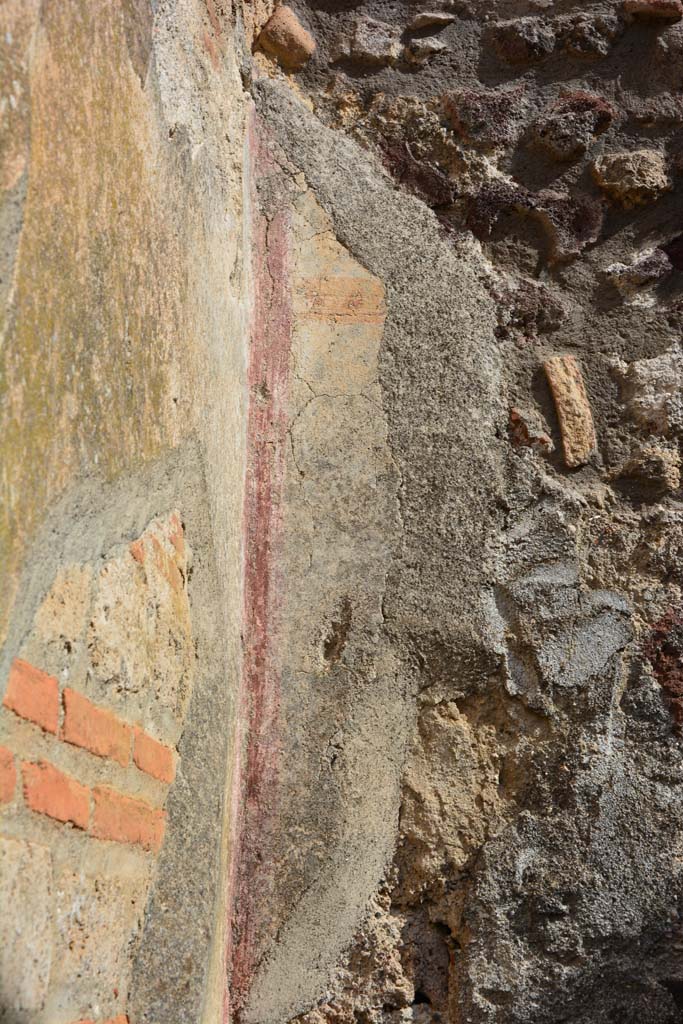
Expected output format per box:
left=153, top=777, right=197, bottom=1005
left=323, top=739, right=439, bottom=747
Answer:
left=1, top=1, right=251, bottom=1021
left=3, top=1, right=683, bottom=1023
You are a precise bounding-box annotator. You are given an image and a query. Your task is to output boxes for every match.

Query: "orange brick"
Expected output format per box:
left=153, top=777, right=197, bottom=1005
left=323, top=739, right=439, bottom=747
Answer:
left=544, top=355, right=597, bottom=468
left=91, top=786, right=165, bottom=852
left=61, top=689, right=131, bottom=766
left=22, top=760, right=90, bottom=829
left=133, top=728, right=175, bottom=783
left=0, top=746, right=16, bottom=803
left=3, top=658, right=59, bottom=733
left=258, top=6, right=316, bottom=69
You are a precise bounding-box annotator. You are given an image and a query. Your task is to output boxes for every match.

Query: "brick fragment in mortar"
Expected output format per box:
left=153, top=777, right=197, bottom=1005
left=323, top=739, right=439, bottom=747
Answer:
left=257, top=6, right=315, bottom=69
left=544, top=355, right=597, bottom=467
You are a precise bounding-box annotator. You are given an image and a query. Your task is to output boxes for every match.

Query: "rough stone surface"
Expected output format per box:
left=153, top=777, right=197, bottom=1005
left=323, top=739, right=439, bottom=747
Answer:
left=533, top=92, right=615, bottom=161
left=444, top=87, right=526, bottom=149
left=615, top=443, right=681, bottom=498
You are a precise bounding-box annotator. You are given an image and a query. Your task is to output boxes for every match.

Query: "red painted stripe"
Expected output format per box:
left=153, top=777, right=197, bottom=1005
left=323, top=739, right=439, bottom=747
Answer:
left=224, top=110, right=293, bottom=1022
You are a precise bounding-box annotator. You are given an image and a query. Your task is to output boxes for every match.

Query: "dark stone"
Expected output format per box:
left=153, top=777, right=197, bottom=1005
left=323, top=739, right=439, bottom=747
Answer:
left=559, top=13, right=624, bottom=59
left=533, top=92, right=616, bottom=161
left=644, top=608, right=683, bottom=730
left=380, top=138, right=457, bottom=208
left=444, top=86, right=526, bottom=149
left=662, top=232, right=683, bottom=269
left=486, top=17, right=556, bottom=64
left=493, top=279, right=566, bottom=341
left=467, top=182, right=603, bottom=261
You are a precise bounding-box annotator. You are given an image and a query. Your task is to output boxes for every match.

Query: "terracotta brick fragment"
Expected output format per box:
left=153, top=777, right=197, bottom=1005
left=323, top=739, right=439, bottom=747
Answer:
left=133, top=727, right=175, bottom=783
left=70, top=1018, right=128, bottom=1024
left=91, top=786, right=165, bottom=852
left=257, top=6, right=315, bottom=69
left=0, top=746, right=16, bottom=803
left=624, top=0, right=683, bottom=19
left=22, top=760, right=90, bottom=829
left=544, top=355, right=597, bottom=467
left=3, top=658, right=59, bottom=734
left=61, top=688, right=131, bottom=766
left=509, top=407, right=554, bottom=453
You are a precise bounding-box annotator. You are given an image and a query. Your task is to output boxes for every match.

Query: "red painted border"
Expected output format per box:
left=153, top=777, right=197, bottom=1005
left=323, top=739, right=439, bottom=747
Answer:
left=223, top=110, right=293, bottom=1022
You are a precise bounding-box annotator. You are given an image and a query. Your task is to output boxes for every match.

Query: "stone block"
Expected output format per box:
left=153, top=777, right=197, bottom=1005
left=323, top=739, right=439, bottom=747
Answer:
left=593, top=149, right=671, bottom=207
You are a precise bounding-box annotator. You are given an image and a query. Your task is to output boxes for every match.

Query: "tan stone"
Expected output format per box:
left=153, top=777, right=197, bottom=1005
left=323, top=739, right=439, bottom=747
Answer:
left=35, top=563, right=93, bottom=648
left=593, top=149, right=671, bottom=207
left=617, top=444, right=681, bottom=495
left=0, top=836, right=53, bottom=1013
left=257, top=6, right=316, bottom=69
left=52, top=868, right=148, bottom=1016
left=86, top=511, right=194, bottom=739
left=616, top=345, right=683, bottom=434
left=544, top=355, right=597, bottom=467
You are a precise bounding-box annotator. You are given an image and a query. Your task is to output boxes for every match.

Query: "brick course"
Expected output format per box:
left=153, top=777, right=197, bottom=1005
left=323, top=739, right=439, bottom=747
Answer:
left=62, top=688, right=131, bottom=766
left=22, top=759, right=90, bottom=829
left=3, top=658, right=59, bottom=734
left=91, top=786, right=165, bottom=852
left=133, top=728, right=175, bottom=783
